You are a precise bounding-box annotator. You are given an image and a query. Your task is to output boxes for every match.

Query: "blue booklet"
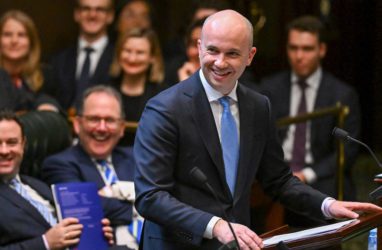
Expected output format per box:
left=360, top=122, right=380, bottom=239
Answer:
left=52, top=182, right=108, bottom=250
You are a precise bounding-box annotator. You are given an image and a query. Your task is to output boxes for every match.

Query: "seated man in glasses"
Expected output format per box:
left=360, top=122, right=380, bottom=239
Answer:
left=0, top=109, right=115, bottom=249
left=42, top=85, right=139, bottom=249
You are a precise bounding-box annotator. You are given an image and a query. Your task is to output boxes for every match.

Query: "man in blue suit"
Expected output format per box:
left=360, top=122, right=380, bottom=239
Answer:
left=133, top=10, right=381, bottom=249
left=51, top=0, right=115, bottom=111
left=0, top=110, right=114, bottom=249
left=42, top=86, right=138, bottom=248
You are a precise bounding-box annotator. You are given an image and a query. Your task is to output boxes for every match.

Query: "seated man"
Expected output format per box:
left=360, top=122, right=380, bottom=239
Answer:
left=260, top=16, right=361, bottom=227
left=42, top=85, right=139, bottom=249
left=0, top=109, right=113, bottom=249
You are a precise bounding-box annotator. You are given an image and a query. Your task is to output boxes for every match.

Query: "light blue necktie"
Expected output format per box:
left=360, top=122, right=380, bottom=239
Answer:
left=97, top=159, right=118, bottom=185
left=219, top=96, right=239, bottom=195
left=10, top=178, right=57, bottom=226
left=97, top=160, right=143, bottom=243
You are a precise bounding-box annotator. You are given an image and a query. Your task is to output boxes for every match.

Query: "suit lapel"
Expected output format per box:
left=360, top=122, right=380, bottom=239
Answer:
left=76, top=145, right=107, bottom=187
left=21, top=175, right=54, bottom=202
left=311, top=72, right=331, bottom=145
left=0, top=180, right=51, bottom=228
left=61, top=47, right=78, bottom=108
left=281, top=74, right=292, bottom=118
left=233, top=85, right=257, bottom=200
left=91, top=42, right=113, bottom=83
left=188, top=74, right=231, bottom=197
left=112, top=148, right=133, bottom=181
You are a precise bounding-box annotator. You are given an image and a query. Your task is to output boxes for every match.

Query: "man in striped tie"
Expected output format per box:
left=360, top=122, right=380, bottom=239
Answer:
left=0, top=110, right=114, bottom=249
left=42, top=85, right=140, bottom=249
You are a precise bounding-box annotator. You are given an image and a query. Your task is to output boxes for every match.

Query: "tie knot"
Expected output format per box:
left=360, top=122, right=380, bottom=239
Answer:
left=297, top=80, right=308, bottom=90
left=9, top=178, right=19, bottom=187
left=84, top=46, right=94, bottom=54
left=96, top=159, right=109, bottom=168
left=219, top=96, right=230, bottom=110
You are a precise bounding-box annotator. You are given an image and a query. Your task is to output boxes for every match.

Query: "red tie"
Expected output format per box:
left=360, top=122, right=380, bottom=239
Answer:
left=290, top=80, right=308, bottom=171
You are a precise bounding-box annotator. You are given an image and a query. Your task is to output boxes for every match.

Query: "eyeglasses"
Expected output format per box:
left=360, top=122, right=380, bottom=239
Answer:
left=78, top=5, right=110, bottom=14
left=80, top=115, right=122, bottom=129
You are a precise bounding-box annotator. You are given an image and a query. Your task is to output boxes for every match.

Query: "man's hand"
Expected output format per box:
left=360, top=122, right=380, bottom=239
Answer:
left=293, top=171, right=306, bottom=182
left=328, top=201, right=382, bottom=219
left=101, top=218, right=114, bottom=245
left=44, top=218, right=83, bottom=250
left=213, top=219, right=263, bottom=250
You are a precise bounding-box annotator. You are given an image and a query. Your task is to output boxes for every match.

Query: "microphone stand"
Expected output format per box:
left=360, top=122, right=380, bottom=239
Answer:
left=190, top=167, right=240, bottom=250
left=332, top=127, right=382, bottom=201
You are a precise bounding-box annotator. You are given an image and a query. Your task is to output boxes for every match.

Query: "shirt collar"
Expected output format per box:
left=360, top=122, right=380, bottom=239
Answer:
left=78, top=35, right=108, bottom=53
left=291, top=66, right=322, bottom=90
left=92, top=155, right=113, bottom=165
left=199, top=70, right=238, bottom=103
left=2, top=174, right=21, bottom=184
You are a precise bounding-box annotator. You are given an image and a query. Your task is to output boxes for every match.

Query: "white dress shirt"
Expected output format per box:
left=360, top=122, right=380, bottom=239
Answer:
left=282, top=67, right=322, bottom=183
left=76, top=35, right=108, bottom=79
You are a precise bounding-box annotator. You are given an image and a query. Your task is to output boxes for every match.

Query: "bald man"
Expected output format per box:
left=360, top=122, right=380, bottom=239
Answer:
left=134, top=10, right=381, bottom=250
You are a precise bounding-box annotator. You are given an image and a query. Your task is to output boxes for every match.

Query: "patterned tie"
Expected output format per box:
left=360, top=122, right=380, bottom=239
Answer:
left=219, top=96, right=239, bottom=195
left=97, top=160, right=143, bottom=242
left=76, top=47, right=94, bottom=107
left=127, top=213, right=144, bottom=244
left=97, top=159, right=118, bottom=185
left=10, top=178, right=57, bottom=226
left=290, top=80, right=308, bottom=171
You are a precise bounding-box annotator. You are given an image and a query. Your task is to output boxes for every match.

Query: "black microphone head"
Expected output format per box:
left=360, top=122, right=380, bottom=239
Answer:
left=332, top=127, right=349, bottom=140
left=190, top=167, right=208, bottom=184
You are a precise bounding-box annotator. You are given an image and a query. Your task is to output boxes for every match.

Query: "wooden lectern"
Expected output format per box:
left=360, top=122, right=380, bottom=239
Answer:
left=260, top=211, right=382, bottom=249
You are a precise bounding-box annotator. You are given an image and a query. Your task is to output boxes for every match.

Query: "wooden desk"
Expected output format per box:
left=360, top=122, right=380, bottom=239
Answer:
left=260, top=211, right=382, bottom=249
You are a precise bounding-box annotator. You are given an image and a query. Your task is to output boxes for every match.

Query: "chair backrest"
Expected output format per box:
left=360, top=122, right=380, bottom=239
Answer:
left=19, top=111, right=72, bottom=179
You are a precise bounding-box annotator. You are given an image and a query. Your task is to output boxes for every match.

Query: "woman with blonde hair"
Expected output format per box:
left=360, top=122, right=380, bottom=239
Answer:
left=0, top=10, right=59, bottom=112
left=110, top=28, right=163, bottom=111
left=109, top=28, right=164, bottom=145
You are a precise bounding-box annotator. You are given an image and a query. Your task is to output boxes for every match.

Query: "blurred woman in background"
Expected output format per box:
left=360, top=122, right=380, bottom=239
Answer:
left=110, top=28, right=164, bottom=145
left=0, top=10, right=59, bottom=112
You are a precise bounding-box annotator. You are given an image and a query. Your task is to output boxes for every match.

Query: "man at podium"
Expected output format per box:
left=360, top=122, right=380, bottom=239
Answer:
left=133, top=9, right=382, bottom=250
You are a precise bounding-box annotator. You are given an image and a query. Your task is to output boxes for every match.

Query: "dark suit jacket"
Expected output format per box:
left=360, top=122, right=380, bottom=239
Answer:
left=133, top=71, right=328, bottom=249
left=260, top=70, right=360, bottom=200
left=0, top=175, right=53, bottom=249
left=0, top=67, right=61, bottom=112
left=41, top=144, right=135, bottom=226
left=50, top=40, right=114, bottom=110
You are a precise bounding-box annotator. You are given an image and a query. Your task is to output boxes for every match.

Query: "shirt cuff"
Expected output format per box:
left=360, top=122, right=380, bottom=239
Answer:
left=203, top=216, right=221, bottom=239
left=302, top=167, right=317, bottom=184
left=321, top=197, right=336, bottom=219
left=42, top=234, right=50, bottom=250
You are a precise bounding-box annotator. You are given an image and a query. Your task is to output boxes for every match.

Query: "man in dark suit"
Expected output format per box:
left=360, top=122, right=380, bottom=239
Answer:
left=0, top=110, right=114, bottom=249
left=260, top=16, right=360, bottom=227
left=51, top=0, right=115, bottom=111
left=133, top=10, right=380, bottom=249
left=42, top=85, right=138, bottom=249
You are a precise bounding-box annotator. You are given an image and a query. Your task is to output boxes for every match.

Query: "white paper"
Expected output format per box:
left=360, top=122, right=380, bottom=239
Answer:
left=263, top=219, right=357, bottom=246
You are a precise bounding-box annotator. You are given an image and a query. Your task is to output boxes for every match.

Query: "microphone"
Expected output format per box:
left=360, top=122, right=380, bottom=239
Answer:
left=332, top=127, right=382, bottom=200
left=189, top=167, right=240, bottom=250
left=332, top=127, right=382, bottom=168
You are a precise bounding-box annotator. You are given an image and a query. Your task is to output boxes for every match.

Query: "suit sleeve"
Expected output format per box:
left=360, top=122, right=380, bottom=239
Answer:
left=311, top=87, right=360, bottom=180
left=134, top=97, right=213, bottom=246
left=0, top=236, right=46, bottom=250
left=41, top=156, right=133, bottom=226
